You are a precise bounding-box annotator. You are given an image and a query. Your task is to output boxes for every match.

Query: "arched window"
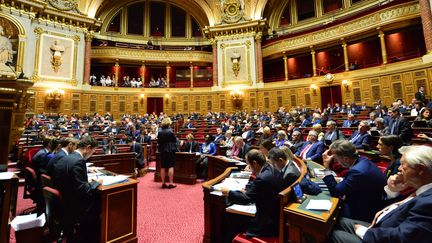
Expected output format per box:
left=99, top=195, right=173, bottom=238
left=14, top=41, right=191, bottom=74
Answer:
left=107, top=11, right=122, bottom=33
left=150, top=2, right=166, bottom=37
left=279, top=3, right=291, bottom=26
left=297, top=0, right=315, bottom=21
left=171, top=5, right=186, bottom=37
left=191, top=17, right=202, bottom=37
left=127, top=2, right=145, bottom=35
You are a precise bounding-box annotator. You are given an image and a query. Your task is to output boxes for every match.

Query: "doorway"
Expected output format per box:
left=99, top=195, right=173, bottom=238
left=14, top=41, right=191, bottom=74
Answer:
left=320, top=85, right=342, bottom=107
left=147, top=97, right=163, bottom=115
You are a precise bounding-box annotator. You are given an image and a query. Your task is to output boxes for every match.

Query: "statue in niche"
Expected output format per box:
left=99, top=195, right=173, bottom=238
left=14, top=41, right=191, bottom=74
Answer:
left=231, top=50, right=241, bottom=77
left=0, top=23, right=17, bottom=75
left=50, top=40, right=65, bottom=72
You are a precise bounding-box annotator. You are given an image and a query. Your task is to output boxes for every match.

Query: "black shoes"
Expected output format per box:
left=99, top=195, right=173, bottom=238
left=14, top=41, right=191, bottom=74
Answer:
left=162, top=183, right=168, bottom=189
left=168, top=184, right=177, bottom=189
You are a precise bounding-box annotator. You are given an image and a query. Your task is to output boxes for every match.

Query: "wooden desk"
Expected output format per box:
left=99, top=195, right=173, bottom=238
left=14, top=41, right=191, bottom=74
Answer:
left=207, top=155, right=243, bottom=181
left=0, top=174, right=18, bottom=243
left=154, top=152, right=199, bottom=184
left=88, top=153, right=136, bottom=177
left=284, top=161, right=340, bottom=243
left=98, top=177, right=138, bottom=243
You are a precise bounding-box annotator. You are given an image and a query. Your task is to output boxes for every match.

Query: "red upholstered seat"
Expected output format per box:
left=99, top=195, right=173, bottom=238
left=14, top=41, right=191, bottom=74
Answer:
left=232, top=233, right=278, bottom=243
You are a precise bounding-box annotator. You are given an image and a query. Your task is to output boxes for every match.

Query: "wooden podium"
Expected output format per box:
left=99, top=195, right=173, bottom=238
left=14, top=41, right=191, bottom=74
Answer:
left=97, top=178, right=138, bottom=243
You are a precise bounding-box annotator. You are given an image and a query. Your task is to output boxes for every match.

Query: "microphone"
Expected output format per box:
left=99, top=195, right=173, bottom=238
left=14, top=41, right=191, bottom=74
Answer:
left=5, top=61, right=25, bottom=79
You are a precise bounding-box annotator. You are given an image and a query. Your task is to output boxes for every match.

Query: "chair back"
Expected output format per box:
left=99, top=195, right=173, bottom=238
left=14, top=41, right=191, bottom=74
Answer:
left=41, top=174, right=53, bottom=188
left=43, top=186, right=64, bottom=241
left=24, top=167, right=37, bottom=200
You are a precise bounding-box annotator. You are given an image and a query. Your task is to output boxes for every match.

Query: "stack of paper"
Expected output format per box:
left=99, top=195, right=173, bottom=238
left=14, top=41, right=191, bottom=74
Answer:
left=100, top=175, right=129, bottom=186
left=0, top=172, right=15, bottom=180
left=305, top=199, right=333, bottom=211
left=226, top=204, right=256, bottom=216
left=212, top=178, right=249, bottom=191
left=11, top=214, right=46, bottom=231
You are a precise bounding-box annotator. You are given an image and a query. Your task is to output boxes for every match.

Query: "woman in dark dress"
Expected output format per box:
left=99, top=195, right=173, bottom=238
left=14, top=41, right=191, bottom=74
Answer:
left=158, top=117, right=178, bottom=188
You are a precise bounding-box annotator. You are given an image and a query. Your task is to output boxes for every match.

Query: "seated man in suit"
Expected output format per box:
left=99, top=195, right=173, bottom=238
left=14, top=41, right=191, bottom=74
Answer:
left=348, top=121, right=371, bottom=149
left=131, top=137, right=146, bottom=176
left=103, top=138, right=118, bottom=154
left=322, top=140, right=386, bottom=222
left=384, top=107, right=413, bottom=144
left=286, top=130, right=304, bottom=154
left=330, top=145, right=432, bottom=242
left=52, top=136, right=101, bottom=242
left=222, top=149, right=282, bottom=238
left=184, top=119, right=194, bottom=129
left=241, top=123, right=255, bottom=145
left=324, top=120, right=345, bottom=144
left=299, top=114, right=310, bottom=128
left=295, top=130, right=325, bottom=163
left=232, top=136, right=251, bottom=160
left=342, top=114, right=359, bottom=128
left=213, top=128, right=226, bottom=144
left=181, top=133, right=200, bottom=153
left=47, top=137, right=78, bottom=176
left=268, top=147, right=300, bottom=188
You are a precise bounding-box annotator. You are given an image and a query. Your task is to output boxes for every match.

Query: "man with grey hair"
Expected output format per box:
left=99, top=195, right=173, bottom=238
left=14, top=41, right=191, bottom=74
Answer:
left=342, top=113, right=359, bottom=128
left=295, top=130, right=325, bottom=162
left=324, top=120, right=344, bottom=143
left=348, top=120, right=371, bottom=149
left=287, top=130, right=303, bottom=154
left=322, top=140, right=386, bottom=222
left=330, top=145, right=432, bottom=242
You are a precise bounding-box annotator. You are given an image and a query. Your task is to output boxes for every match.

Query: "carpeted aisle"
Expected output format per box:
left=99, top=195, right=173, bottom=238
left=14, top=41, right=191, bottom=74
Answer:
left=11, top=172, right=205, bottom=243
left=136, top=172, right=204, bottom=243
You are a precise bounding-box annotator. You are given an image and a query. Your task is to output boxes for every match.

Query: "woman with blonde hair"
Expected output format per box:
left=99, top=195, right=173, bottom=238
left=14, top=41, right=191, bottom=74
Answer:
left=157, top=118, right=178, bottom=189
left=312, top=124, right=325, bottom=141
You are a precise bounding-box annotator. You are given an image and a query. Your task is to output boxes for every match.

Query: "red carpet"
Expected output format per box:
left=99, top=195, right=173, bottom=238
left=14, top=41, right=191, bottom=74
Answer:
left=11, top=172, right=204, bottom=243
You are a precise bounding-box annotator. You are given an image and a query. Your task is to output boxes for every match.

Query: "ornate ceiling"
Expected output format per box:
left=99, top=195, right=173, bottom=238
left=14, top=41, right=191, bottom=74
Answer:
left=76, top=0, right=272, bottom=26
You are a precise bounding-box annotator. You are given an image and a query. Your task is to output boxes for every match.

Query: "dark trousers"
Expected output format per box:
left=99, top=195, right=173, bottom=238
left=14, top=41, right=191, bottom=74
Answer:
left=330, top=217, right=370, bottom=243
left=196, top=157, right=208, bottom=179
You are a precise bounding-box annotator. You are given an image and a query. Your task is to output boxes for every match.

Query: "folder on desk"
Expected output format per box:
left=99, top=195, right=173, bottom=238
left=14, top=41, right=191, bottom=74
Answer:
left=305, top=199, right=333, bottom=211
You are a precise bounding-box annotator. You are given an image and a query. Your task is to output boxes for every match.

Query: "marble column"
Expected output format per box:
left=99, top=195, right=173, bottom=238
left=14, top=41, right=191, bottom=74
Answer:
left=166, top=64, right=171, bottom=87
left=255, top=33, right=264, bottom=83
left=342, top=41, right=349, bottom=71
left=83, top=31, right=94, bottom=85
left=190, top=63, right=194, bottom=88
left=283, top=54, right=288, bottom=81
left=419, top=0, right=432, bottom=53
left=311, top=47, right=317, bottom=76
left=212, top=40, right=218, bottom=86
left=378, top=29, right=388, bottom=64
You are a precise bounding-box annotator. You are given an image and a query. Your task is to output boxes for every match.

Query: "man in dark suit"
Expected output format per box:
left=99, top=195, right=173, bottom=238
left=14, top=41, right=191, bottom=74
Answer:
left=287, top=130, right=304, bottom=154
left=51, top=136, right=101, bottom=242
left=324, top=120, right=345, bottom=143
left=342, top=114, right=359, bottom=128
left=222, top=149, right=282, bottom=238
left=385, top=107, right=413, bottom=144
left=213, top=128, right=226, bottom=144
left=330, top=145, right=432, bottom=242
left=32, top=136, right=52, bottom=173
left=233, top=136, right=251, bottom=160
left=268, top=147, right=300, bottom=188
left=349, top=121, right=371, bottom=149
left=415, top=86, right=427, bottom=105
left=295, top=131, right=325, bottom=162
left=130, top=137, right=145, bottom=176
left=182, top=133, right=200, bottom=153
left=322, top=140, right=386, bottom=222
left=241, top=123, right=255, bottom=145
left=102, top=138, right=118, bottom=154
left=47, top=137, right=78, bottom=176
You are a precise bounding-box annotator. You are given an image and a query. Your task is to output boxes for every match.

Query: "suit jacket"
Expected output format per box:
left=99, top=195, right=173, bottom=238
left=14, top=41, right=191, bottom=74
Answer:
left=228, top=164, right=282, bottom=237
left=386, top=117, right=413, bottom=144
left=237, top=144, right=251, bottom=159
left=103, top=145, right=118, bottom=154
left=295, top=141, right=325, bottom=162
left=323, top=157, right=386, bottom=222
left=342, top=120, right=359, bottom=128
left=364, top=187, right=432, bottom=242
left=137, top=135, right=151, bottom=144
left=46, top=149, right=67, bottom=176
left=158, top=128, right=178, bottom=153
left=324, top=130, right=344, bottom=142
left=280, top=160, right=301, bottom=188
left=130, top=142, right=144, bottom=167
left=32, top=148, right=49, bottom=173
left=300, top=119, right=310, bottom=128
left=243, top=130, right=255, bottom=145
left=214, top=134, right=226, bottom=144
left=289, top=140, right=304, bottom=154
left=182, top=141, right=200, bottom=153
left=349, top=131, right=371, bottom=149
left=52, top=152, right=99, bottom=229
left=415, top=91, right=426, bottom=104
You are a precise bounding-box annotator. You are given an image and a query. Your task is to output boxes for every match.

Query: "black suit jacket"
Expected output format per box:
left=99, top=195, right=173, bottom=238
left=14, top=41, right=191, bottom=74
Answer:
left=157, top=128, right=178, bottom=153
left=237, top=144, right=251, bottom=159
left=228, top=164, right=282, bottom=237
left=52, top=152, right=99, bottom=229
left=182, top=141, right=200, bottom=153
left=280, top=160, right=301, bottom=188
left=130, top=142, right=144, bottom=167
left=386, top=117, right=413, bottom=144
left=415, top=91, right=426, bottom=104
left=32, top=148, right=48, bottom=173
left=46, top=149, right=67, bottom=176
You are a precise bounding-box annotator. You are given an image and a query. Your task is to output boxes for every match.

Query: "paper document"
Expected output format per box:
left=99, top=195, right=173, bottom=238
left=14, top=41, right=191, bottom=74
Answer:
left=230, top=171, right=252, bottom=179
left=212, top=178, right=249, bottom=191
left=11, top=213, right=46, bottom=231
left=305, top=199, right=333, bottom=211
left=314, top=168, right=337, bottom=177
left=0, top=172, right=15, bottom=180
left=100, top=175, right=129, bottom=186
left=226, top=204, right=256, bottom=215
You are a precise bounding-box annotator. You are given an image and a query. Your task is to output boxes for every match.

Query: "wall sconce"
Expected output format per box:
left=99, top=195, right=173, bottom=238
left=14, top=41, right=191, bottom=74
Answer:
left=342, top=80, right=349, bottom=91
left=230, top=90, right=244, bottom=110
left=310, top=84, right=318, bottom=95
left=165, top=94, right=170, bottom=104
left=140, top=94, right=145, bottom=105
left=45, top=88, right=65, bottom=109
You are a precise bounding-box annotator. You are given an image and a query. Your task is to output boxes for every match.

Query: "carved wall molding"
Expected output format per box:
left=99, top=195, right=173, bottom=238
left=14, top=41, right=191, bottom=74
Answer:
left=263, top=2, right=420, bottom=58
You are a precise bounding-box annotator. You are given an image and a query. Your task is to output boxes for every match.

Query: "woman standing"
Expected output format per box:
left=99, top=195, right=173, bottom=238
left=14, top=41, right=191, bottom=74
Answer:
left=158, top=118, right=178, bottom=189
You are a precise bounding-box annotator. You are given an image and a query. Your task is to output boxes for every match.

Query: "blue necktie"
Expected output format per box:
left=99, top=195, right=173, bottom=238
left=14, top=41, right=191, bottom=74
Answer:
left=350, top=133, right=361, bottom=143
left=391, top=121, right=397, bottom=134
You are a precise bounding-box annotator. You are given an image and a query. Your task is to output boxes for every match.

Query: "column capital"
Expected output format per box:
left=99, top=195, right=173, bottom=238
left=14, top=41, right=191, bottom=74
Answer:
left=85, top=31, right=95, bottom=42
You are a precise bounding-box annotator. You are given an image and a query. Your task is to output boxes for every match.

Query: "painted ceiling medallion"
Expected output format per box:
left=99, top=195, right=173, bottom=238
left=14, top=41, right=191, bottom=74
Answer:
left=48, top=0, right=78, bottom=11
left=221, top=0, right=244, bottom=24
